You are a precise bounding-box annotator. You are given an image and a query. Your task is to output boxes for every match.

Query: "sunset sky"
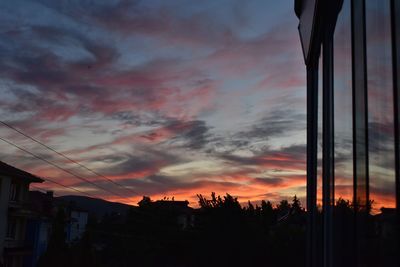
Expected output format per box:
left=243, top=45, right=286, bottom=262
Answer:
left=0, top=0, right=394, bottom=208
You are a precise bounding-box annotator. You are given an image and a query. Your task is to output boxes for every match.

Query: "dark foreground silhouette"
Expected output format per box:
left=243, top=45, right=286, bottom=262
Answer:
left=36, top=194, right=397, bottom=267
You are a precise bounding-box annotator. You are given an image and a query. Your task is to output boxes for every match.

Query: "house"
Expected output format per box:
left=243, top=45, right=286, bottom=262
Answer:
left=23, top=191, right=89, bottom=266
left=0, top=161, right=43, bottom=267
left=147, top=200, right=194, bottom=230
left=52, top=198, right=89, bottom=244
left=65, top=207, right=88, bottom=243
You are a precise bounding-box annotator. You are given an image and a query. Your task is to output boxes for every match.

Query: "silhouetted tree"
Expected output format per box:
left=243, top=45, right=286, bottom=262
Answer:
left=64, top=193, right=313, bottom=267
left=138, top=196, right=152, bottom=208
left=70, top=230, right=101, bottom=267
left=254, top=204, right=262, bottom=217
left=246, top=200, right=255, bottom=216
left=37, top=208, right=71, bottom=267
left=336, top=198, right=351, bottom=210
left=261, top=200, right=273, bottom=214
left=277, top=199, right=291, bottom=216
left=261, top=200, right=275, bottom=227
left=291, top=195, right=303, bottom=214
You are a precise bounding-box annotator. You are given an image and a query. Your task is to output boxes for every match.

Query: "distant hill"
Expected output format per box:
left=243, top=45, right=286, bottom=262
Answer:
left=56, top=195, right=136, bottom=219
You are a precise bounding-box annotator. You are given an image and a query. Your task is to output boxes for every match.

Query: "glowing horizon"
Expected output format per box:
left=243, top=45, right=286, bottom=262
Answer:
left=0, top=0, right=395, bottom=210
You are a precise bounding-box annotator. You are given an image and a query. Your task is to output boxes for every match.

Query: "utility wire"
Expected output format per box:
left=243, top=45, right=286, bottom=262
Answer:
left=0, top=135, right=128, bottom=199
left=35, top=178, right=97, bottom=198
left=0, top=120, right=138, bottom=196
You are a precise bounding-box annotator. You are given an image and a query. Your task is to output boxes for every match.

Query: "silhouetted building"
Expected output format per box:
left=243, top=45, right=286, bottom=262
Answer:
left=147, top=200, right=194, bottom=229
left=0, top=161, right=43, bottom=267
left=52, top=198, right=89, bottom=244
left=65, top=207, right=88, bottom=243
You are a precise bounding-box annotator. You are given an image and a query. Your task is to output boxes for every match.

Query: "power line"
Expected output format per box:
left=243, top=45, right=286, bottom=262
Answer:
left=0, top=120, right=138, bottom=196
left=0, top=135, right=128, bottom=199
left=36, top=178, right=97, bottom=198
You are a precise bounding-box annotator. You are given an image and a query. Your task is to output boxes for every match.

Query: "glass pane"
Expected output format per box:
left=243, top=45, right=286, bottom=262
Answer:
left=366, top=0, right=397, bottom=265
left=334, top=0, right=353, bottom=205
left=333, top=1, right=354, bottom=266
left=366, top=0, right=396, bottom=212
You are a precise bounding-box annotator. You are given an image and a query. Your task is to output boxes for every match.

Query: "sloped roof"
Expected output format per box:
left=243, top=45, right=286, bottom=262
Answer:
left=0, top=161, right=43, bottom=183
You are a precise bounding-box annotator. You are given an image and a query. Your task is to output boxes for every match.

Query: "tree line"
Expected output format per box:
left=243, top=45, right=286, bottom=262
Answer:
left=39, top=193, right=395, bottom=267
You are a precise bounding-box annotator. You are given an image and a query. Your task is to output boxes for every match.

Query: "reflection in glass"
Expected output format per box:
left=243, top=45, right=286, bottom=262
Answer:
left=366, top=0, right=397, bottom=265
left=318, top=55, right=323, bottom=209
left=316, top=53, right=323, bottom=267
left=334, top=0, right=353, bottom=206
left=333, top=2, right=354, bottom=266
left=366, top=0, right=396, bottom=212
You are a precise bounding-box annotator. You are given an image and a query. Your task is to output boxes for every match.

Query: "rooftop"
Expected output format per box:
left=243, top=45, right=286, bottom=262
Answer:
left=0, top=161, right=44, bottom=183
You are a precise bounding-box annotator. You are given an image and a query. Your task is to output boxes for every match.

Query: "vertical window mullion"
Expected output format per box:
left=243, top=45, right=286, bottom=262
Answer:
left=391, top=0, right=400, bottom=219
left=322, top=28, right=335, bottom=267
left=306, top=63, right=319, bottom=267
left=351, top=0, right=369, bottom=266
left=390, top=0, right=400, bottom=255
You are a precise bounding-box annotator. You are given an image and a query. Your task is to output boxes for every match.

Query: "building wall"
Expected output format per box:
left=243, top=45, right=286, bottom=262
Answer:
left=5, top=217, right=28, bottom=247
left=68, top=211, right=88, bottom=242
left=4, top=178, right=39, bottom=267
left=0, top=176, right=11, bottom=264
left=5, top=179, right=30, bottom=248
left=24, top=219, right=51, bottom=267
